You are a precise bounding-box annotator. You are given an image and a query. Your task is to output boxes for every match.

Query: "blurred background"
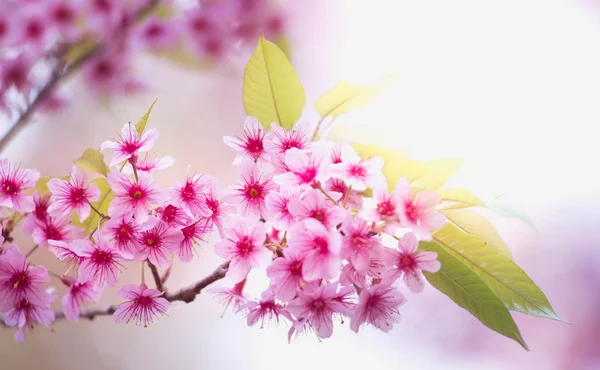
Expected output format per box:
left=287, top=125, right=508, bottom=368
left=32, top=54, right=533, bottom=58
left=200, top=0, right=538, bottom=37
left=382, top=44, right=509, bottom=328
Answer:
left=1, top=0, right=600, bottom=369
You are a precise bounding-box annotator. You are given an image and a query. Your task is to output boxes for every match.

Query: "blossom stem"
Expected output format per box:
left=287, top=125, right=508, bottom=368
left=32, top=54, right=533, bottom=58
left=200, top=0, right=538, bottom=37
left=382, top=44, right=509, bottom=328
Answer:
left=311, top=116, right=327, bottom=141
left=317, top=185, right=340, bottom=206
left=88, top=201, right=108, bottom=219
left=147, top=260, right=164, bottom=292
left=342, top=185, right=352, bottom=208
left=132, top=164, right=139, bottom=182
left=141, top=261, right=146, bottom=285
left=25, top=245, right=39, bottom=258
left=161, top=256, right=174, bottom=284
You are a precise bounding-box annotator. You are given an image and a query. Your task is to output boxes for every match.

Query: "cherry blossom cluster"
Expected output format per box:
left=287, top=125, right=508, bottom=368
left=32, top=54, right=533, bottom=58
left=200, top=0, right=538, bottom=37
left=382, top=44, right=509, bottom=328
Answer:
left=0, top=0, right=286, bottom=114
left=0, top=116, right=445, bottom=342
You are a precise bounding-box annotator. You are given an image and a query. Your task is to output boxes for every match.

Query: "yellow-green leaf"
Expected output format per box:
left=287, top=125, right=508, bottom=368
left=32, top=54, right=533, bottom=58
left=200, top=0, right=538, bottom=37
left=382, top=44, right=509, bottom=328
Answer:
left=74, top=149, right=109, bottom=177
left=315, top=80, right=384, bottom=118
left=437, top=188, right=484, bottom=209
left=135, top=99, right=158, bottom=135
left=62, top=38, right=97, bottom=65
left=154, top=48, right=214, bottom=70
left=274, top=35, right=291, bottom=59
left=352, top=143, right=462, bottom=191
left=35, top=177, right=52, bottom=195
left=243, top=34, right=306, bottom=129
left=74, top=178, right=113, bottom=232
left=442, top=208, right=512, bottom=258
left=419, top=241, right=528, bottom=349
left=433, top=223, right=560, bottom=321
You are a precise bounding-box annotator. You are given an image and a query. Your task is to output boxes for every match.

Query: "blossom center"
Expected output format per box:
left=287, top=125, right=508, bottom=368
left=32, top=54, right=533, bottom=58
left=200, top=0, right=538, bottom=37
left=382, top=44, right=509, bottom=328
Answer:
left=377, top=200, right=396, bottom=218
left=145, top=24, right=164, bottom=38
left=53, top=5, right=74, bottom=23
left=312, top=299, right=325, bottom=309
left=25, top=19, right=44, bottom=40
left=399, top=254, right=416, bottom=270
left=2, top=180, right=18, bottom=195
left=404, top=202, right=419, bottom=223
left=313, top=236, right=328, bottom=254
left=236, top=237, right=253, bottom=255
left=92, top=249, right=113, bottom=265
left=299, top=167, right=316, bottom=183
left=348, top=163, right=367, bottom=178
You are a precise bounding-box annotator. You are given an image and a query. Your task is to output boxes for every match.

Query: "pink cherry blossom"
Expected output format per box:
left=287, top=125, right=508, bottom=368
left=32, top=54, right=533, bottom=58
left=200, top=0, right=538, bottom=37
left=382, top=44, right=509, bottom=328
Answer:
left=114, top=284, right=170, bottom=327
left=340, top=215, right=383, bottom=273
left=131, top=153, right=174, bottom=173
left=273, top=147, right=329, bottom=188
left=339, top=258, right=386, bottom=288
left=286, top=283, right=355, bottom=339
left=232, top=160, right=276, bottom=218
left=209, top=279, right=248, bottom=316
left=108, top=171, right=167, bottom=224
left=101, top=121, right=159, bottom=166
left=266, top=248, right=311, bottom=302
left=179, top=219, right=211, bottom=263
left=395, top=177, right=446, bottom=240
left=134, top=217, right=184, bottom=267
left=156, top=204, right=189, bottom=229
left=69, top=238, right=124, bottom=288
left=0, top=54, right=34, bottom=96
left=82, top=52, right=131, bottom=97
left=364, top=183, right=403, bottom=234
left=264, top=122, right=310, bottom=159
left=214, top=216, right=270, bottom=283
left=264, top=187, right=303, bottom=231
left=383, top=232, right=441, bottom=293
left=244, top=290, right=292, bottom=328
left=18, top=13, right=50, bottom=52
left=28, top=216, right=83, bottom=249
left=323, top=178, right=363, bottom=210
left=47, top=240, right=83, bottom=264
left=350, top=284, right=406, bottom=333
left=61, top=277, right=101, bottom=321
left=3, top=297, right=55, bottom=342
left=170, top=169, right=210, bottom=218
left=47, top=0, right=80, bottom=41
left=287, top=219, right=341, bottom=282
left=197, top=175, right=236, bottom=238
left=223, top=116, right=271, bottom=164
left=0, top=245, right=50, bottom=312
left=328, top=142, right=384, bottom=191
left=135, top=17, right=180, bottom=51
left=103, top=215, right=148, bottom=257
left=47, top=166, right=101, bottom=221
left=288, top=189, right=347, bottom=229
left=27, top=192, right=51, bottom=224
left=0, top=158, right=39, bottom=212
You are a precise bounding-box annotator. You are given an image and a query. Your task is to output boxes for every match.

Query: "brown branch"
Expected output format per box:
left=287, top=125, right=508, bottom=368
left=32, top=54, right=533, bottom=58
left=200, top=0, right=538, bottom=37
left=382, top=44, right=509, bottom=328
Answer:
left=0, top=0, right=159, bottom=154
left=0, top=261, right=229, bottom=327
left=147, top=260, right=164, bottom=292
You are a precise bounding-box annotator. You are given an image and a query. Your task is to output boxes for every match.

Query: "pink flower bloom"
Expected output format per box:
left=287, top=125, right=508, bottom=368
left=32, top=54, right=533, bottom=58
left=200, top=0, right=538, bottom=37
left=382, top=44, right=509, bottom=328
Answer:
left=103, top=215, right=146, bottom=257
left=264, top=122, right=310, bottom=158
left=232, top=160, right=276, bottom=218
left=340, top=215, right=383, bottom=273
left=69, top=238, right=124, bottom=288
left=223, top=116, right=271, bottom=164
left=136, top=17, right=179, bottom=51
left=170, top=169, right=210, bottom=218
left=244, top=290, right=292, bottom=328
left=273, top=147, right=329, bottom=188
left=28, top=192, right=51, bottom=223
left=287, top=219, right=341, bottom=282
left=3, top=298, right=55, bottom=342
left=0, top=245, right=50, bottom=311
left=288, top=189, right=347, bottom=229
left=264, top=187, right=303, bottom=231
left=364, top=182, right=403, bottom=234
left=129, top=153, right=174, bottom=173
left=328, top=142, right=384, bottom=191
left=383, top=232, right=441, bottom=293
left=82, top=52, right=130, bottom=97
left=179, top=219, right=211, bottom=263
left=100, top=122, right=159, bottom=167
left=18, top=13, right=50, bottom=52
left=266, top=248, right=316, bottom=302
left=0, top=158, right=39, bottom=212
left=323, top=178, right=363, bottom=210
left=156, top=204, right=189, bottom=229
left=197, top=176, right=236, bottom=238
left=134, top=217, right=184, bottom=267
left=47, top=166, right=101, bottom=221
left=48, top=0, right=80, bottom=41
left=61, top=277, right=101, bottom=321
left=339, top=258, right=386, bottom=288
left=28, top=216, right=83, bottom=249
left=350, top=284, right=406, bottom=333
left=214, top=216, right=270, bottom=283
left=0, top=13, right=17, bottom=47
left=0, top=54, right=34, bottom=95
left=209, top=279, right=248, bottom=316
left=114, top=284, right=170, bottom=327
left=286, top=284, right=355, bottom=339
left=86, top=0, right=122, bottom=36
left=47, top=240, right=83, bottom=264
left=395, top=177, right=446, bottom=240
left=108, top=171, right=167, bottom=224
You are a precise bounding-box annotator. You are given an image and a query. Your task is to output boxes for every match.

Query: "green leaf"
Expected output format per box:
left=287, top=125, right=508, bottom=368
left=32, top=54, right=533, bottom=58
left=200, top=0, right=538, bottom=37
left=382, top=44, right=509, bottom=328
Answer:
left=74, top=149, right=109, bottom=177
left=352, top=143, right=462, bottom=191
left=432, top=223, right=560, bottom=321
left=35, top=177, right=52, bottom=195
left=441, top=208, right=512, bottom=259
left=74, top=178, right=113, bottom=232
left=419, top=241, right=528, bottom=349
left=134, top=99, right=158, bottom=135
left=315, top=80, right=384, bottom=118
left=436, top=188, right=484, bottom=209
left=243, top=34, right=306, bottom=129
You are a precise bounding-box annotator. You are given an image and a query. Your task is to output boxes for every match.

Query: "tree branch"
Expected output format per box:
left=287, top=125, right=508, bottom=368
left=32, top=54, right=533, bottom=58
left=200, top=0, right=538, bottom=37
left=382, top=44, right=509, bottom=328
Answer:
left=147, top=260, right=164, bottom=292
left=0, top=0, right=160, bottom=154
left=0, top=261, right=229, bottom=327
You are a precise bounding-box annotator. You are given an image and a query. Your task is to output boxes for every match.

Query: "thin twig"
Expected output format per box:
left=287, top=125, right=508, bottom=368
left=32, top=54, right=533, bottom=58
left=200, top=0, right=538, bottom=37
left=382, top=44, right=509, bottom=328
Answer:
left=147, top=260, right=164, bottom=292
left=25, top=245, right=39, bottom=258
left=0, top=0, right=160, bottom=154
left=0, top=261, right=229, bottom=327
